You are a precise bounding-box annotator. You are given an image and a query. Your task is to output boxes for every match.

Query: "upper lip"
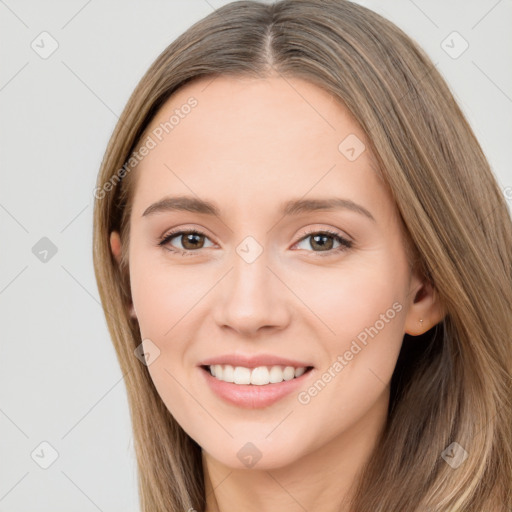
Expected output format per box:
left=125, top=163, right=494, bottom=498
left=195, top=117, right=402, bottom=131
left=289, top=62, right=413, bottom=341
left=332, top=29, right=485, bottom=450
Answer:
left=198, top=353, right=314, bottom=369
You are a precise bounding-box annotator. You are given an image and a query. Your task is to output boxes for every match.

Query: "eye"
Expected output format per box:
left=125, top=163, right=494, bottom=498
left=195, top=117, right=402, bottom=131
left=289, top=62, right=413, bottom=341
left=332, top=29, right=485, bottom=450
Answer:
left=158, top=227, right=353, bottom=257
left=293, top=229, right=353, bottom=256
left=158, top=229, right=215, bottom=255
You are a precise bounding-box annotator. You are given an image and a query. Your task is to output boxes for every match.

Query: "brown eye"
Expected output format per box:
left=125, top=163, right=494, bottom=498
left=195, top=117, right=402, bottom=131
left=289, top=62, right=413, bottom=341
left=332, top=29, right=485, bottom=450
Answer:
left=158, top=230, right=215, bottom=254
left=309, top=233, right=335, bottom=251
left=294, top=230, right=353, bottom=255
left=181, top=232, right=206, bottom=250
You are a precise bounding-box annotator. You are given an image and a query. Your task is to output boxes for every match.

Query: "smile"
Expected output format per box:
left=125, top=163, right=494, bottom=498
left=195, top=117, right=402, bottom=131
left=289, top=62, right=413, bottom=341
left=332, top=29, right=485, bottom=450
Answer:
left=199, top=364, right=315, bottom=409
left=205, top=364, right=312, bottom=385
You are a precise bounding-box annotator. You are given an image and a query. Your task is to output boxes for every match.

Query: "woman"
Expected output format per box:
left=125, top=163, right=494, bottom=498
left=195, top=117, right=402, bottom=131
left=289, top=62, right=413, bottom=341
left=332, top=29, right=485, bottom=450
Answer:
left=92, top=1, right=512, bottom=510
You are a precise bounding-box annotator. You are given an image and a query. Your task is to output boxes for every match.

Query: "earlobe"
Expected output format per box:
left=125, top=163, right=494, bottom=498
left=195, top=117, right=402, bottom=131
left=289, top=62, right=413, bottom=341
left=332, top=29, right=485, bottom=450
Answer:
left=129, top=303, right=137, bottom=320
left=110, top=231, right=122, bottom=264
left=404, top=277, right=446, bottom=336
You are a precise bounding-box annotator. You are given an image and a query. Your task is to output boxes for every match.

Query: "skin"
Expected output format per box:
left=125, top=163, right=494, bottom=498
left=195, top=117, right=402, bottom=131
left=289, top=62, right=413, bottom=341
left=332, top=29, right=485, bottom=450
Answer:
left=110, top=75, right=445, bottom=512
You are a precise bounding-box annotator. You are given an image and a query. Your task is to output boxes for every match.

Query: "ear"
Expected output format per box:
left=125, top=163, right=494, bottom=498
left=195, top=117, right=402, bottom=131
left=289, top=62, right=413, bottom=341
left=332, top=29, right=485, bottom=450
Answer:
left=109, top=231, right=137, bottom=320
left=404, top=272, right=446, bottom=336
left=110, top=231, right=122, bottom=264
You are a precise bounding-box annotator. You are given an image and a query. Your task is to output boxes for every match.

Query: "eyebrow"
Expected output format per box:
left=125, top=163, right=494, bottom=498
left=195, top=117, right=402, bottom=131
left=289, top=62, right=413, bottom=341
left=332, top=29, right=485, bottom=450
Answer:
left=142, top=195, right=375, bottom=222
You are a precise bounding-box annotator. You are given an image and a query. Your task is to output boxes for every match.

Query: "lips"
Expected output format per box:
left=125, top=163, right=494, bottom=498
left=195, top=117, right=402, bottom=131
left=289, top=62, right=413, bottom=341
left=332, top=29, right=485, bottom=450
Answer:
left=198, top=353, right=314, bottom=369
left=199, top=363, right=315, bottom=408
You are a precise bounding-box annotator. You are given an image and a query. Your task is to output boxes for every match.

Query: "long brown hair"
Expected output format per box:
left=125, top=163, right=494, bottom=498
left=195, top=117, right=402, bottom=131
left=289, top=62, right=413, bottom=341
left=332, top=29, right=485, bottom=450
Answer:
left=92, top=1, right=512, bottom=510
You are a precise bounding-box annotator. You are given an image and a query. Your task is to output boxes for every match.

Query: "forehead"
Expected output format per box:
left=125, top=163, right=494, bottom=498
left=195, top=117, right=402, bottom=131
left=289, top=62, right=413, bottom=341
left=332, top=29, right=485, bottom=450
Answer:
left=131, top=74, right=391, bottom=221
left=144, top=74, right=367, bottom=157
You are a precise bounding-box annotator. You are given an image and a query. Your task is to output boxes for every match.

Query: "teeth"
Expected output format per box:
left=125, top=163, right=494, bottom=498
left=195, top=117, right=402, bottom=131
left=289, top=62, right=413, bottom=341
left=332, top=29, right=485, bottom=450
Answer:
left=234, top=366, right=251, bottom=384
left=294, top=367, right=306, bottom=378
left=208, top=365, right=308, bottom=385
left=251, top=366, right=269, bottom=385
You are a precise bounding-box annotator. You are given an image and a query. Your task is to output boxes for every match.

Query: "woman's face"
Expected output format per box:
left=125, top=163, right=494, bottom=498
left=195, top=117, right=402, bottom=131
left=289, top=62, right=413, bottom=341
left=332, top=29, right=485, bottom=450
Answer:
left=111, top=75, right=435, bottom=471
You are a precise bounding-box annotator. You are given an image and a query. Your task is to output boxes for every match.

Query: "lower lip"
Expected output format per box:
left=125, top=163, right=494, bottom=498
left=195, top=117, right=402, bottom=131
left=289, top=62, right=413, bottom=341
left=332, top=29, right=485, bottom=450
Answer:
left=199, top=366, right=314, bottom=409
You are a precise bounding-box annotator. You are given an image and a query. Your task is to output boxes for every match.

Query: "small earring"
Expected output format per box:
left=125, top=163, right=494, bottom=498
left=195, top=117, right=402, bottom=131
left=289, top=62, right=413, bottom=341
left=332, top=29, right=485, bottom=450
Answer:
left=419, top=319, right=424, bottom=325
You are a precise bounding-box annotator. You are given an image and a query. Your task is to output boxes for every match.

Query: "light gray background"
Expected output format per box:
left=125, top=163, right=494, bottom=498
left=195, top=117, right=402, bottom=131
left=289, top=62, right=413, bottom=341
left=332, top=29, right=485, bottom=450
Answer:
left=1, top=1, right=511, bottom=510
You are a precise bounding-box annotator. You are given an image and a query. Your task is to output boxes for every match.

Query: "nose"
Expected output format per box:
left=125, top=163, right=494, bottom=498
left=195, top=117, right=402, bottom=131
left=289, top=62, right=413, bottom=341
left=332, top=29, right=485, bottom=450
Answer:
left=212, top=248, right=291, bottom=337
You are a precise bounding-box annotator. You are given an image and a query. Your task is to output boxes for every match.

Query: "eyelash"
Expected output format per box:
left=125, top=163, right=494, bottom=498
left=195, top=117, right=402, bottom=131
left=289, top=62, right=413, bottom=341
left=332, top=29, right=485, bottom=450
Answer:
left=157, top=227, right=353, bottom=257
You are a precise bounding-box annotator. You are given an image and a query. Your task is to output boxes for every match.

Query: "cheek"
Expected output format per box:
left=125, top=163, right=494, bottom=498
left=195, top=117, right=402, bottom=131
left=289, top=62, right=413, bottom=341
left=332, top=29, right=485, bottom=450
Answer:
left=284, top=262, right=407, bottom=443
left=129, top=251, right=210, bottom=404
left=129, top=255, right=201, bottom=430
left=289, top=251, right=408, bottom=389
left=291, top=255, right=405, bottom=341
left=129, top=252, right=204, bottom=339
